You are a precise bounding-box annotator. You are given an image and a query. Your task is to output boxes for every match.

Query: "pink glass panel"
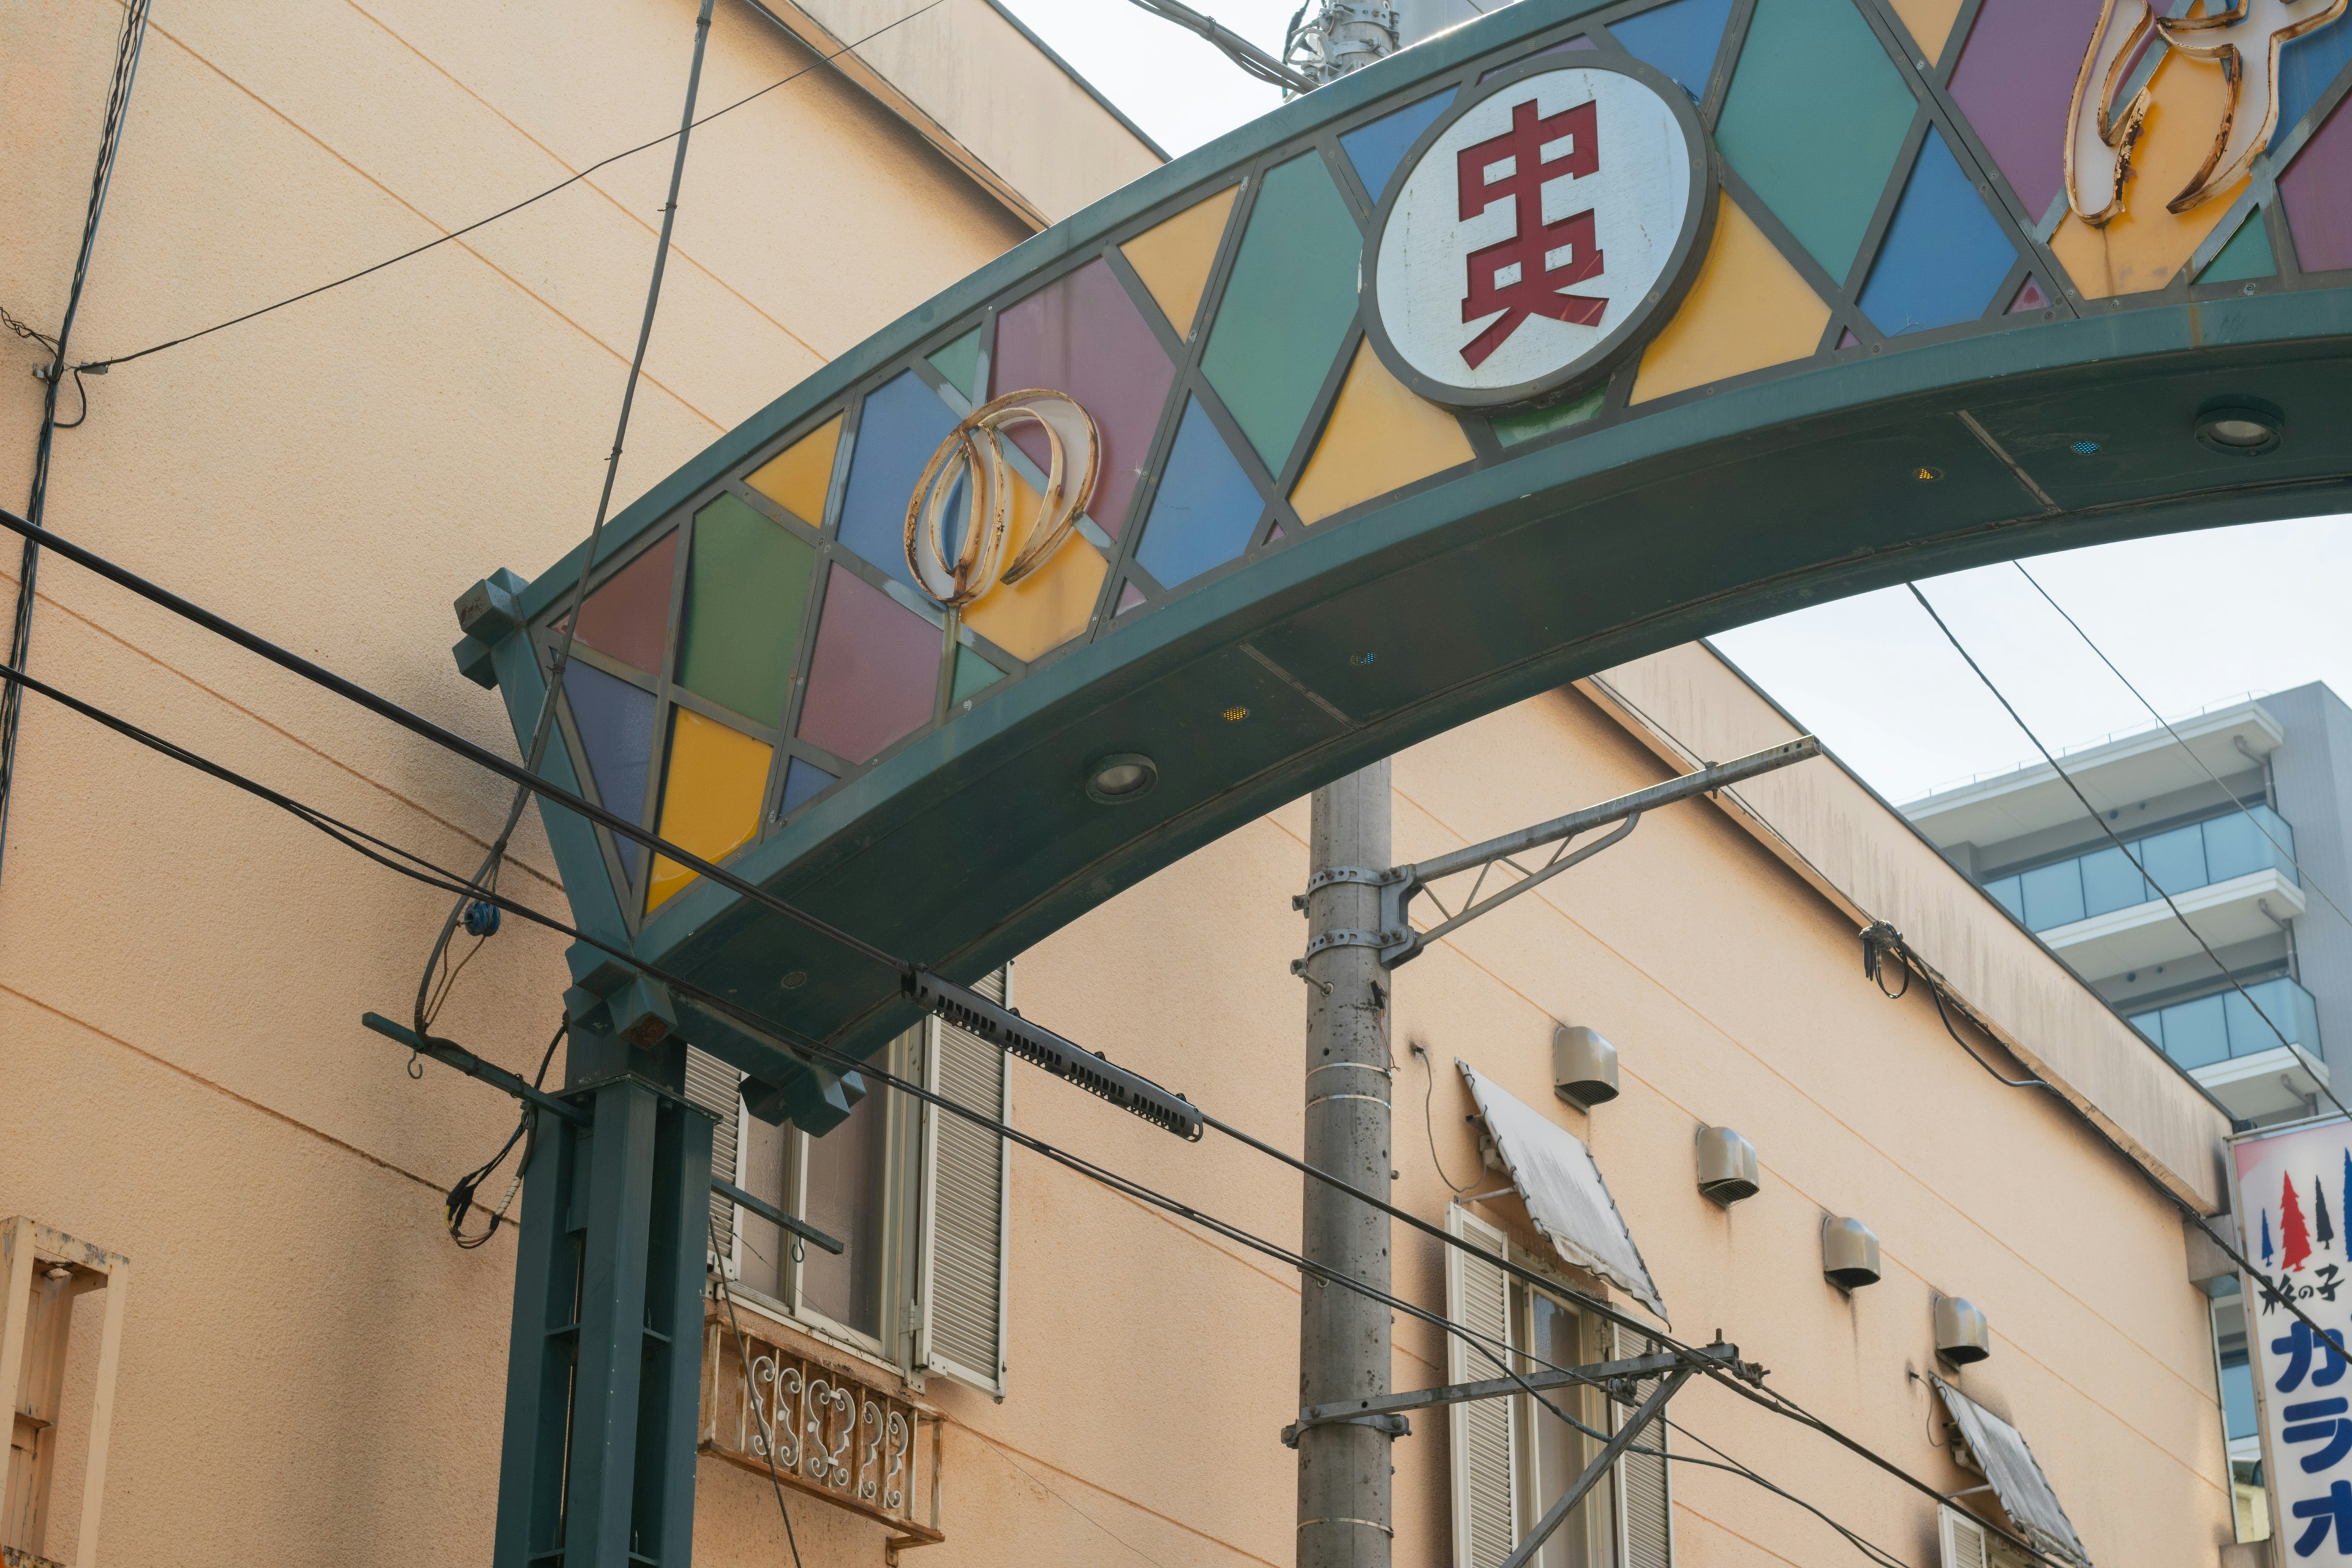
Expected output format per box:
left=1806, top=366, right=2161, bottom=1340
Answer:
left=570, top=531, right=677, bottom=673
left=1948, top=0, right=2106, bottom=221
left=992, top=257, right=1174, bottom=538
left=795, top=566, right=940, bottom=764
left=1836, top=326, right=1860, bottom=349
left=1116, top=581, right=1147, bottom=614
left=2282, top=96, right=2352, bottom=272
left=2007, top=274, right=2049, bottom=312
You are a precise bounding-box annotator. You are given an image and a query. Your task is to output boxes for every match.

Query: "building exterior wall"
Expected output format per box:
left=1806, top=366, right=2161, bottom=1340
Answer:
left=2259, top=684, right=2352, bottom=1074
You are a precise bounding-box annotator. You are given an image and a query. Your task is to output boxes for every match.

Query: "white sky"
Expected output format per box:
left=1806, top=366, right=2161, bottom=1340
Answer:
left=1000, top=2, right=2352, bottom=807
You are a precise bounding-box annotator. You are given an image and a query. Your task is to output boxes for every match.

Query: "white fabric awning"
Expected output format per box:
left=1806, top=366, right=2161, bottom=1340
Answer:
left=1457, top=1060, right=1667, bottom=1322
left=1933, top=1377, right=2094, bottom=1568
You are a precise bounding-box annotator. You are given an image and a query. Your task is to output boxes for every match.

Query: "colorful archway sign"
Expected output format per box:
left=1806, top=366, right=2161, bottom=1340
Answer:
left=453, top=0, right=2352, bottom=1128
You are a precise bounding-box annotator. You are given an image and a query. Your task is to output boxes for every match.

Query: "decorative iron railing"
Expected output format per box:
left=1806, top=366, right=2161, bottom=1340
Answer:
left=698, top=1308, right=944, bottom=1551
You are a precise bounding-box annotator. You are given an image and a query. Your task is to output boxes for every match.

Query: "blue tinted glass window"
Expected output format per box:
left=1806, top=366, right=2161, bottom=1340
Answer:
left=2081, top=844, right=2152, bottom=916
left=2020, top=860, right=2086, bottom=930
left=2222, top=1349, right=2258, bottom=1439
left=1985, top=875, right=2024, bottom=921
left=2201, top=812, right=2269, bottom=883
left=2162, top=994, right=2230, bottom=1069
left=2136, top=823, right=2207, bottom=895
left=1135, top=398, right=1264, bottom=587
left=839, top=371, right=959, bottom=590
left=2128, top=1009, right=2164, bottom=1048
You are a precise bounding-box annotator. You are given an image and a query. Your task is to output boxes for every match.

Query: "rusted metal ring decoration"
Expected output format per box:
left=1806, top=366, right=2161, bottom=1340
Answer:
left=902, top=388, right=1099, bottom=610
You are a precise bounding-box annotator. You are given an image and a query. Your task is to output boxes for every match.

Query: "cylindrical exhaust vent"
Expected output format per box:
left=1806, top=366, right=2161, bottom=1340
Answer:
left=1934, top=1295, right=1991, bottom=1365
left=1822, top=1216, right=1881, bottom=1289
left=1695, top=1125, right=1759, bottom=1206
left=1552, top=1025, right=1619, bottom=1109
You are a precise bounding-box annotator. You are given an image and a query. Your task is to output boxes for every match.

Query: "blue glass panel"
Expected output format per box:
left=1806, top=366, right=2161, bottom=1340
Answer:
left=2136, top=823, right=2208, bottom=895
left=1341, top=88, right=1458, bottom=203
left=2162, top=994, right=2230, bottom=1069
left=564, top=662, right=657, bottom=876
left=2222, top=1351, right=2258, bottom=1441
left=2275, top=20, right=2352, bottom=151
left=1985, top=875, right=2024, bottom=921
left=2228, top=976, right=2320, bottom=1054
left=2019, top=859, right=2085, bottom=930
left=1859, top=127, right=2018, bottom=335
left=2204, top=804, right=2297, bottom=883
left=2128, top=1008, right=2163, bottom=1048
left=1610, top=0, right=1735, bottom=102
left=2081, top=843, right=2152, bottom=917
left=778, top=755, right=837, bottom=817
left=839, top=371, right=959, bottom=590
left=1135, top=399, right=1264, bottom=587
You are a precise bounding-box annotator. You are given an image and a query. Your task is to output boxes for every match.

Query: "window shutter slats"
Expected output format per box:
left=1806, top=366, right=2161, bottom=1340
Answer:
left=919, top=967, right=1011, bottom=1396
left=1940, top=1505, right=1991, bottom=1568
left=1612, top=1322, right=1672, bottom=1568
left=684, top=1045, right=743, bottom=1263
left=1447, top=1204, right=1518, bottom=1568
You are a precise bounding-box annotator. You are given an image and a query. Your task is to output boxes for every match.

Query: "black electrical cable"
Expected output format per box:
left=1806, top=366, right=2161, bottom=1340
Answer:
left=68, top=0, right=950, bottom=379
left=709, top=1216, right=807, bottom=1568
left=1122, top=0, right=1315, bottom=91
left=0, top=0, right=151, bottom=890
left=446, top=1020, right=567, bottom=1249
left=1410, top=1041, right=1480, bottom=1194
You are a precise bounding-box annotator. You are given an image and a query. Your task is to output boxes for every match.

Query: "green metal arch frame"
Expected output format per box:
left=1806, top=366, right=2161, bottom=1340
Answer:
left=459, top=0, right=2352, bottom=1125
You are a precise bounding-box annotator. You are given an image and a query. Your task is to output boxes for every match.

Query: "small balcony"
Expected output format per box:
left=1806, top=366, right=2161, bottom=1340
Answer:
left=2128, top=975, right=2328, bottom=1120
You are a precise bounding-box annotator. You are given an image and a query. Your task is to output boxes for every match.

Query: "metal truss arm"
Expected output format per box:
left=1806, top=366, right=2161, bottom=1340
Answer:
left=1501, top=1363, right=1695, bottom=1568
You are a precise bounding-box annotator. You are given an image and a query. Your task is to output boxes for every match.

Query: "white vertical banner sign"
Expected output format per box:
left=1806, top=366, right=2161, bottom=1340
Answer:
left=2237, top=1118, right=2352, bottom=1560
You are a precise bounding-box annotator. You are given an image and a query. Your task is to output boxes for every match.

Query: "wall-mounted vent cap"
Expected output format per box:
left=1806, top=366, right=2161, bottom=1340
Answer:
left=1822, top=1216, right=1881, bottom=1289
left=1552, top=1025, right=1619, bottom=1109
left=1695, top=1125, right=1760, bottom=1206
left=1934, top=1294, right=1992, bottom=1365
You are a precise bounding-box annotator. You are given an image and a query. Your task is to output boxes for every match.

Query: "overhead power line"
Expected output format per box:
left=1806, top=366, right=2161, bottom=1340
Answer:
left=66, top=0, right=949, bottom=377
left=1121, top=0, right=1317, bottom=92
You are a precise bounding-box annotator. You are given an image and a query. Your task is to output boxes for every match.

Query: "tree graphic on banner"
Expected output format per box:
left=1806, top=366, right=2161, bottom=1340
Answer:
left=2321, top=1179, right=2339, bottom=1253
left=2285, top=1174, right=2315, bottom=1273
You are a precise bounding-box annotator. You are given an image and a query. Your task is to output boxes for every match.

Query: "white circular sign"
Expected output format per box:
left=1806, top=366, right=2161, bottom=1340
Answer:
left=1362, top=60, right=1713, bottom=410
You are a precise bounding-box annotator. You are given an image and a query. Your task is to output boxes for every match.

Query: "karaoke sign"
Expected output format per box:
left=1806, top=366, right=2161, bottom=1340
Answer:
left=1362, top=56, right=1713, bottom=410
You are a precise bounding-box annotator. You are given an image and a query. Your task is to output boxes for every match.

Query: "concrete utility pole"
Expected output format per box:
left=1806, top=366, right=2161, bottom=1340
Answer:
left=1297, top=759, right=1395, bottom=1568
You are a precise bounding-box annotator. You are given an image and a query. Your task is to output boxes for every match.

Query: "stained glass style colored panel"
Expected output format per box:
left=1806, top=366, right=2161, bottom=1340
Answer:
left=1119, top=186, right=1238, bottom=340
left=2049, top=50, right=2248, bottom=297
left=1948, top=0, right=2106, bottom=221
left=1860, top=127, right=2018, bottom=334
left=2198, top=209, right=2275, bottom=283
left=1493, top=386, right=1605, bottom=447
left=1200, top=152, right=1363, bottom=472
left=2282, top=95, right=2352, bottom=271
left=676, top=494, right=814, bottom=728
left=952, top=645, right=1005, bottom=706
left=1887, top=0, right=1967, bottom=64
left=2007, top=274, right=2048, bottom=312
left=1115, top=581, right=1147, bottom=614
left=1610, top=0, right=1733, bottom=102
left=992, top=258, right=1174, bottom=539
left=2276, top=19, right=2352, bottom=150
left=570, top=531, right=677, bottom=674
left=960, top=467, right=1110, bottom=663
left=838, top=373, right=959, bottom=588
left=1716, top=0, right=1917, bottom=281
left=795, top=564, right=940, bottom=764
left=1135, top=398, right=1264, bottom=587
left=1632, top=194, right=1831, bottom=402
left=929, top=327, right=984, bottom=404
left=746, top=414, right=843, bottom=527
left=778, top=756, right=836, bottom=817
left=1479, top=36, right=1597, bottom=81
left=647, top=707, right=772, bottom=913
left=1291, top=341, right=1474, bottom=523
left=1340, top=89, right=1458, bottom=202
left=563, top=662, right=657, bottom=877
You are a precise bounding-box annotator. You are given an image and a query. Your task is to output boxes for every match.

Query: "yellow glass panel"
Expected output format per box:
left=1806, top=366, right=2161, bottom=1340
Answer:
left=1632, top=194, right=1831, bottom=405
left=745, top=413, right=843, bottom=526
left=2049, top=51, right=2247, bottom=301
left=1887, top=0, right=1966, bottom=64
left=646, top=708, right=772, bottom=913
left=1119, top=185, right=1240, bottom=339
left=1290, top=341, right=1476, bottom=525
left=962, top=467, right=1109, bottom=663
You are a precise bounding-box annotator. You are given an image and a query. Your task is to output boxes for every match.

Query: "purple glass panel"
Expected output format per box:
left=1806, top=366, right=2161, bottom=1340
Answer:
left=562, top=662, right=657, bottom=876
left=2282, top=96, right=2352, bottom=271
left=1480, top=36, right=1597, bottom=81
left=1836, top=326, right=1860, bottom=349
left=570, top=531, right=677, bottom=674
left=795, top=565, right=940, bottom=764
left=1948, top=0, right=2107, bottom=220
left=2007, top=274, right=2048, bottom=312
left=991, top=257, right=1175, bottom=538
left=1116, top=581, right=1147, bottom=615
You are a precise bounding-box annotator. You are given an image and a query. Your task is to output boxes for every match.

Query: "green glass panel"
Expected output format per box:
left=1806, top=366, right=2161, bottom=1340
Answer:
left=952, top=644, right=1005, bottom=706
left=2198, top=209, right=2275, bottom=283
left=1716, top=0, right=1917, bottom=281
left=1201, top=151, right=1363, bottom=471
left=677, top=492, right=814, bottom=727
left=1493, top=386, right=1606, bottom=447
left=929, top=326, right=984, bottom=403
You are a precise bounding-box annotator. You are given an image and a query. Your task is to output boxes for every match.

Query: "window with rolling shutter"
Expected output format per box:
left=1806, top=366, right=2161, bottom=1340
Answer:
left=1611, top=1322, right=1672, bottom=1568
left=684, top=1044, right=743, bottom=1264
left=1449, top=1204, right=1520, bottom=1568
left=919, top=966, right=1012, bottom=1396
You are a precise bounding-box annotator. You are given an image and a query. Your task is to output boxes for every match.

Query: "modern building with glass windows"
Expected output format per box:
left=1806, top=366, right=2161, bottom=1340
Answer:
left=1903, top=684, right=2352, bottom=1129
